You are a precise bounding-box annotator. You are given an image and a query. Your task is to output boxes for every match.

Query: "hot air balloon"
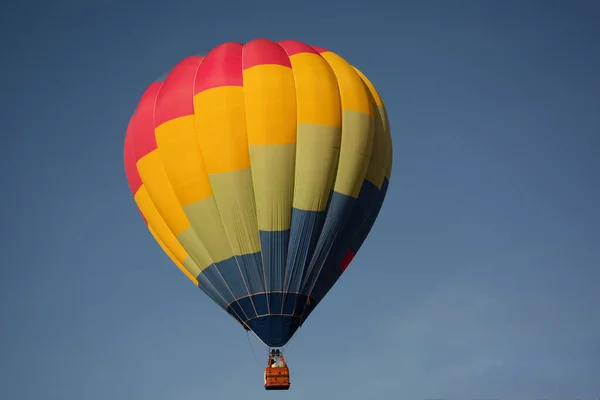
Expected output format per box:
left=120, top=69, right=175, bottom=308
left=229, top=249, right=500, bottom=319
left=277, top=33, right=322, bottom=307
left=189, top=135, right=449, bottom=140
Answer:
left=123, top=39, right=392, bottom=390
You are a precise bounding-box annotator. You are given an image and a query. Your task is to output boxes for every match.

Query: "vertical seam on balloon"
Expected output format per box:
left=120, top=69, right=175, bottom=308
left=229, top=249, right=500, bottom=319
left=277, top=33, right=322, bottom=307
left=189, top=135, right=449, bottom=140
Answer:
left=278, top=41, right=299, bottom=316
left=191, top=48, right=259, bottom=320
left=242, top=41, right=271, bottom=316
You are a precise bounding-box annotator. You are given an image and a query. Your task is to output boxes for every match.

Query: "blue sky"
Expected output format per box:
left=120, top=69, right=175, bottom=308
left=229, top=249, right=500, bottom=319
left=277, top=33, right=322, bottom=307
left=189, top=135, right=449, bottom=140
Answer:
left=1, top=0, right=599, bottom=399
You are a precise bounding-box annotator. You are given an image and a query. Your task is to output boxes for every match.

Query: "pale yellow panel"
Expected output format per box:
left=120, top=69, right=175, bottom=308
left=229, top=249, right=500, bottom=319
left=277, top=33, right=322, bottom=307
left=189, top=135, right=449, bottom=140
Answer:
left=373, top=103, right=393, bottom=182
left=193, top=87, right=251, bottom=174
left=182, top=256, right=202, bottom=278
left=137, top=151, right=191, bottom=235
left=243, top=65, right=297, bottom=145
left=148, top=225, right=199, bottom=284
left=320, top=52, right=373, bottom=117
left=354, top=69, right=392, bottom=188
left=364, top=105, right=388, bottom=189
left=176, top=226, right=213, bottom=271
left=289, top=53, right=342, bottom=127
left=294, top=124, right=341, bottom=211
left=334, top=110, right=374, bottom=198
left=183, top=197, right=235, bottom=264
left=155, top=115, right=213, bottom=206
left=134, top=183, right=189, bottom=261
left=208, top=168, right=261, bottom=256
left=249, top=144, right=295, bottom=231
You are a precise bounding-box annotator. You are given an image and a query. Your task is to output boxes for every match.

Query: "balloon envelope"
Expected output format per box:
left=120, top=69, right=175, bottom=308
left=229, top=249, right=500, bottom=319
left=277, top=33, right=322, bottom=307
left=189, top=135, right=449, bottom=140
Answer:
left=124, top=39, right=392, bottom=348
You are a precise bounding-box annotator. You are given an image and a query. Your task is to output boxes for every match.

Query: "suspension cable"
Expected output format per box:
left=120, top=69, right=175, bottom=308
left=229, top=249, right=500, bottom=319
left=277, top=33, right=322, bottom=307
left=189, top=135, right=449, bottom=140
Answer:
left=246, top=331, right=264, bottom=367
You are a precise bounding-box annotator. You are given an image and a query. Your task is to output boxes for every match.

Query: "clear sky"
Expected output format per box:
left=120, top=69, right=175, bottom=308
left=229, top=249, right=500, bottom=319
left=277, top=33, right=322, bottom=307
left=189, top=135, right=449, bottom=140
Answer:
left=1, top=1, right=599, bottom=399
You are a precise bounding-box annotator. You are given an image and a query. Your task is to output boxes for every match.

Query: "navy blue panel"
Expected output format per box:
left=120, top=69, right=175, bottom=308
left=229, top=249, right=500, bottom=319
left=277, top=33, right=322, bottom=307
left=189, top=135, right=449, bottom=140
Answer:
left=351, top=178, right=389, bottom=253
left=253, top=293, right=269, bottom=315
left=304, top=250, right=345, bottom=308
left=226, top=293, right=308, bottom=318
left=282, top=293, right=297, bottom=315
left=284, top=208, right=326, bottom=294
left=197, top=263, right=237, bottom=304
left=195, top=271, right=229, bottom=310
left=309, top=178, right=389, bottom=305
left=200, top=252, right=273, bottom=305
left=227, top=300, right=246, bottom=321
left=233, top=293, right=268, bottom=318
left=268, top=292, right=283, bottom=315
left=293, top=295, right=308, bottom=317
left=259, top=230, right=289, bottom=292
left=204, top=258, right=248, bottom=300
left=234, top=252, right=265, bottom=294
left=246, top=315, right=301, bottom=348
left=301, top=192, right=356, bottom=294
left=226, top=293, right=310, bottom=346
left=347, top=180, right=382, bottom=248
left=237, top=296, right=258, bottom=319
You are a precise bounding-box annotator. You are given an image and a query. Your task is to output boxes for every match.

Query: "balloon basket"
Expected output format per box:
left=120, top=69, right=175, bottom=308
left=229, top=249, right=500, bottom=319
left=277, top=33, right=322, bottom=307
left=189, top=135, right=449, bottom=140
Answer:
left=264, top=348, right=290, bottom=390
left=264, top=366, right=290, bottom=390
